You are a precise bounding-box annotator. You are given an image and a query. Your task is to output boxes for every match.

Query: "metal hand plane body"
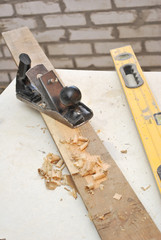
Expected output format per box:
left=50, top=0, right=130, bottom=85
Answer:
left=16, top=53, right=93, bottom=128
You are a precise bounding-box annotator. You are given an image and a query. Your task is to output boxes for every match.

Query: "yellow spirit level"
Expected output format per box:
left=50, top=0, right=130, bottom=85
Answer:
left=111, top=45, right=161, bottom=194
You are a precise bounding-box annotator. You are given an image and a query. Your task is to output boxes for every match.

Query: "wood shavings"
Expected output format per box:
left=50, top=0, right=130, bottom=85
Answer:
left=51, top=169, right=62, bottom=180
left=78, top=136, right=89, bottom=142
left=69, top=189, right=77, bottom=199
left=102, top=163, right=111, bottom=172
left=46, top=181, right=58, bottom=190
left=59, top=134, right=111, bottom=194
left=98, top=211, right=111, bottom=221
left=64, top=185, right=77, bottom=199
left=38, top=153, right=78, bottom=199
left=73, top=159, right=84, bottom=169
left=56, top=159, right=64, bottom=168
left=113, top=193, right=122, bottom=200
left=88, top=189, right=94, bottom=195
left=81, top=160, right=96, bottom=176
left=141, top=185, right=151, bottom=191
left=86, top=182, right=94, bottom=190
left=79, top=141, right=89, bottom=151
left=95, top=156, right=103, bottom=167
left=47, top=153, right=60, bottom=163
left=61, top=135, right=89, bottom=151
left=59, top=139, right=66, bottom=144
left=98, top=215, right=105, bottom=220
left=121, top=150, right=127, bottom=154
left=60, top=164, right=65, bottom=171
left=93, top=171, right=106, bottom=181
left=38, top=168, right=45, bottom=177
left=62, top=174, right=77, bottom=193
left=73, top=134, right=78, bottom=144
left=99, top=184, right=104, bottom=190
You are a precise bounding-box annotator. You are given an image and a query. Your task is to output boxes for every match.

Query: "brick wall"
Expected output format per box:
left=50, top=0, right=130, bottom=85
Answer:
left=0, top=0, right=161, bottom=93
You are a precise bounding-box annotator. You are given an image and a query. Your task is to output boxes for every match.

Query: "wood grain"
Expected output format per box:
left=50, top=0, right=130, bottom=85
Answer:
left=3, top=27, right=161, bottom=240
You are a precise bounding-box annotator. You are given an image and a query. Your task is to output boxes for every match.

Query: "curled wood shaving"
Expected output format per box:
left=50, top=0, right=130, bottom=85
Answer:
left=47, top=153, right=61, bottom=163
left=38, top=168, right=45, bottom=177
left=86, top=182, right=94, bottom=190
left=73, top=134, right=78, bottom=144
left=95, top=156, right=103, bottom=167
left=69, top=189, right=77, bottom=199
left=98, top=215, right=105, bottom=220
left=81, top=160, right=96, bottom=177
left=56, top=159, right=64, bottom=168
left=88, top=189, right=94, bottom=195
left=64, top=187, right=70, bottom=191
left=78, top=136, right=88, bottom=142
left=93, top=171, right=107, bottom=181
left=38, top=153, right=78, bottom=199
left=46, top=181, right=58, bottom=190
left=59, top=139, right=66, bottom=144
left=51, top=169, right=62, bottom=180
left=103, top=163, right=111, bottom=172
left=60, top=164, right=65, bottom=171
left=121, top=150, right=127, bottom=154
left=50, top=179, right=61, bottom=186
left=79, top=141, right=89, bottom=151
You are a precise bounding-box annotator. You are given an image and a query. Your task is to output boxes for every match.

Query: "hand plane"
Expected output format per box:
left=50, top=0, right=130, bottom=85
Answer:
left=16, top=53, right=93, bottom=128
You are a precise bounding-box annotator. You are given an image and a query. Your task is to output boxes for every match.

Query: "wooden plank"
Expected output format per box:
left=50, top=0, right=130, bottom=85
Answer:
left=3, top=27, right=161, bottom=240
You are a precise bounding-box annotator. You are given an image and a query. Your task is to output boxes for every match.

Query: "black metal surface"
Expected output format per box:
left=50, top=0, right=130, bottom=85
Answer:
left=38, top=69, right=93, bottom=127
left=60, top=86, right=82, bottom=106
left=157, top=165, right=161, bottom=180
left=16, top=54, right=93, bottom=128
left=16, top=53, right=41, bottom=103
left=154, top=113, right=161, bottom=125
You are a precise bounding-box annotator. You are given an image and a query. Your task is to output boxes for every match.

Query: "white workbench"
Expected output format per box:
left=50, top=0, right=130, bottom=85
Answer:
left=0, top=70, right=161, bottom=240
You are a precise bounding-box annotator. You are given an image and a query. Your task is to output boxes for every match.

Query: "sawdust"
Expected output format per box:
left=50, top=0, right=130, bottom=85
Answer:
left=38, top=153, right=78, bottom=199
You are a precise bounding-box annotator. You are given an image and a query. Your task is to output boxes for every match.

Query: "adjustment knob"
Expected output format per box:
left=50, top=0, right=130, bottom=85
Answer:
left=60, top=86, right=82, bottom=106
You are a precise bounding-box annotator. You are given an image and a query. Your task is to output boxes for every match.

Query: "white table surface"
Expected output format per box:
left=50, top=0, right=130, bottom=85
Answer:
left=0, top=69, right=161, bottom=240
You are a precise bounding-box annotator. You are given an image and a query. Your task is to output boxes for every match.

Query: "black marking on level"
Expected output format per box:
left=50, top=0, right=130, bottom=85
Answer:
left=154, top=112, right=161, bottom=125
left=157, top=165, right=161, bottom=180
